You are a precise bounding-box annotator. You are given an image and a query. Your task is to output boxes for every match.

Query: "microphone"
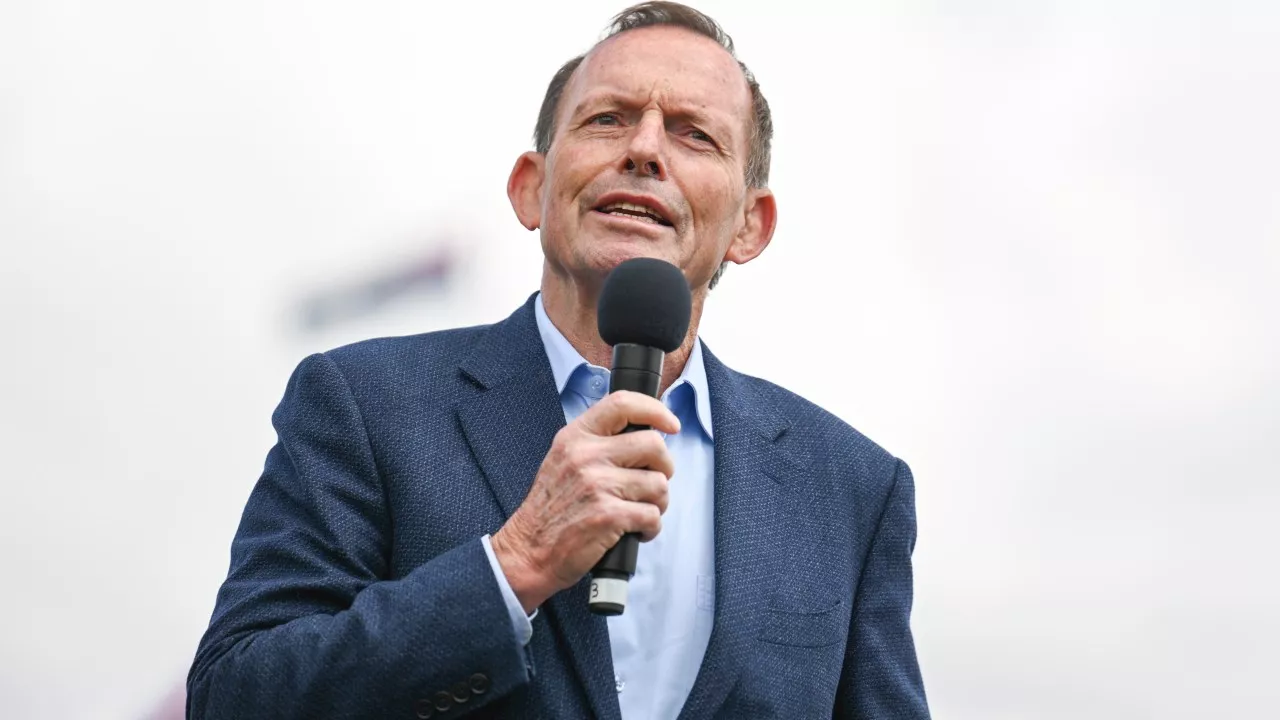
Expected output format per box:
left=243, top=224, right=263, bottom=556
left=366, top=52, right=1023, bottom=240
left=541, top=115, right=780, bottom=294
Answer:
left=588, top=257, right=692, bottom=616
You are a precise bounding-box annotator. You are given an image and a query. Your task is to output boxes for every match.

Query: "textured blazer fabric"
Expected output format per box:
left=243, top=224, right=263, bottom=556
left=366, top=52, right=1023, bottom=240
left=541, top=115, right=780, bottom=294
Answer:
left=187, top=295, right=930, bottom=719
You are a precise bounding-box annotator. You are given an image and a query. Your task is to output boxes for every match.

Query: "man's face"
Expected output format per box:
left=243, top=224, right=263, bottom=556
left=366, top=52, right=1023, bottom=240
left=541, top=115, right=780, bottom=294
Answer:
left=511, top=25, right=775, bottom=292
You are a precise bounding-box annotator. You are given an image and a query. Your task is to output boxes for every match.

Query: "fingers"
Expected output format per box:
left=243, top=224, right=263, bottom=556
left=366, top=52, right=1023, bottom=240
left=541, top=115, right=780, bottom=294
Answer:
left=606, top=468, right=667, bottom=542
left=622, top=501, right=663, bottom=543
left=578, top=391, right=681, bottom=437
left=612, top=468, right=670, bottom=514
left=607, top=430, right=675, bottom=477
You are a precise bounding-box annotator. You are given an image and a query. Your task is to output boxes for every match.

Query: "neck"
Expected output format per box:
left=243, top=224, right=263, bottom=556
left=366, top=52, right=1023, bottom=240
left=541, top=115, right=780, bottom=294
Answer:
left=539, top=262, right=705, bottom=395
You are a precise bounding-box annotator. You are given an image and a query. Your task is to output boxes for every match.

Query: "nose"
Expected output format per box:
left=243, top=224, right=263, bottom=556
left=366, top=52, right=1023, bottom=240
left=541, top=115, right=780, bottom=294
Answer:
left=623, top=111, right=666, bottom=180
left=625, top=158, right=660, bottom=176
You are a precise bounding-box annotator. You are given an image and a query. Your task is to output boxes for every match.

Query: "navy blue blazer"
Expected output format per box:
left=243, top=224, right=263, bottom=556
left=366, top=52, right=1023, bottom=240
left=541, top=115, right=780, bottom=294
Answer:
left=188, top=295, right=929, bottom=719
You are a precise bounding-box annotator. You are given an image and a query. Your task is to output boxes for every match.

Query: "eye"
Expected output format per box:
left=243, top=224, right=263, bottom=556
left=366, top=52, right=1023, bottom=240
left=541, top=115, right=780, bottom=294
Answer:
left=689, top=128, right=715, bottom=145
left=588, top=113, right=621, bottom=126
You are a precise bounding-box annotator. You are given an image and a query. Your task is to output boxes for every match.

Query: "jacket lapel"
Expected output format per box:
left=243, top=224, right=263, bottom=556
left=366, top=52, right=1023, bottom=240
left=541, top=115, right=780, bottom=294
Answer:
left=455, top=296, right=621, bottom=720
left=678, top=346, right=799, bottom=720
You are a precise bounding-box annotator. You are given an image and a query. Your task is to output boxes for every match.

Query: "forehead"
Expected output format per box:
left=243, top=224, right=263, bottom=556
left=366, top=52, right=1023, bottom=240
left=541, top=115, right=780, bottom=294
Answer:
left=565, top=26, right=752, bottom=131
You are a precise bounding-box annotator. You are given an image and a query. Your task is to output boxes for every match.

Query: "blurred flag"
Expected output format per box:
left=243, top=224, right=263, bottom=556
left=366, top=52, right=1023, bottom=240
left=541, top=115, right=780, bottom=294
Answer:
left=295, top=241, right=460, bottom=333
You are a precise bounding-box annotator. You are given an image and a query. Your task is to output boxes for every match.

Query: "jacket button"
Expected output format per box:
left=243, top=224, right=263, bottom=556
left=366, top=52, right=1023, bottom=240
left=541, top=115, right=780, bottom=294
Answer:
left=432, top=690, right=453, bottom=712
left=450, top=680, right=471, bottom=703
left=469, top=673, right=491, bottom=695
left=414, top=698, right=433, bottom=719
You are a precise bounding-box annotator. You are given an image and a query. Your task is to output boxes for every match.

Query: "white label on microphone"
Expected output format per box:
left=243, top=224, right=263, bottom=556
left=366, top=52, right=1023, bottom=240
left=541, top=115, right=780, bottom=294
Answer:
left=590, top=577, right=629, bottom=607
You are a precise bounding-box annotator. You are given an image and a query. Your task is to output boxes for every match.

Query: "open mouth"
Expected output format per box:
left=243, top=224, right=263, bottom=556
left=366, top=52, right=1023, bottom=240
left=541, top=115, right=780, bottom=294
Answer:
left=594, top=201, right=673, bottom=227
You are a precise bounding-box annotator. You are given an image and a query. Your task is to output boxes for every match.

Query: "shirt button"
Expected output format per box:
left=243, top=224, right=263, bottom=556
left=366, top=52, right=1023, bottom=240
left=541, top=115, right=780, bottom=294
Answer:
left=615, top=675, right=625, bottom=693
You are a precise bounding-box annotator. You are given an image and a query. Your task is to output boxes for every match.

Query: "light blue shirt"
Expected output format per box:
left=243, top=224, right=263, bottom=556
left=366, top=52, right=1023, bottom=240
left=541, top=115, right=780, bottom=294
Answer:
left=481, top=293, right=716, bottom=719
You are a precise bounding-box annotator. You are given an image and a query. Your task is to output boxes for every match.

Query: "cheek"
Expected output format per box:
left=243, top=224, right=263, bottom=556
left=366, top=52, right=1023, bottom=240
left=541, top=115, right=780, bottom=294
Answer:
left=689, top=175, right=742, bottom=235
left=544, top=147, right=603, bottom=217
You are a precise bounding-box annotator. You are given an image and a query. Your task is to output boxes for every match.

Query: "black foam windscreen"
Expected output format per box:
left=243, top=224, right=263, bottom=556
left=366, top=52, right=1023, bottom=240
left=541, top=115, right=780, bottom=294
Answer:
left=597, top=258, right=692, bottom=353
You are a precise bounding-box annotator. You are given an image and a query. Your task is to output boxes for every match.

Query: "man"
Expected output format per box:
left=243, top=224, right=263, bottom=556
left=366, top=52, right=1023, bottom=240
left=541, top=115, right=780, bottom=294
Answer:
left=187, top=3, right=929, bottom=718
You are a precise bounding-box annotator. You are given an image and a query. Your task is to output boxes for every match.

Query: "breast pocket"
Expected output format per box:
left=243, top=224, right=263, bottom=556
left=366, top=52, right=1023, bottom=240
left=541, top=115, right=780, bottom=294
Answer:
left=757, top=599, right=847, bottom=648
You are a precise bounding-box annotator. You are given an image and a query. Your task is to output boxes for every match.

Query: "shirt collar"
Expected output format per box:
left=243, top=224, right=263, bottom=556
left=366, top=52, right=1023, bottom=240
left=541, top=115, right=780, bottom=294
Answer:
left=534, top=292, right=713, bottom=439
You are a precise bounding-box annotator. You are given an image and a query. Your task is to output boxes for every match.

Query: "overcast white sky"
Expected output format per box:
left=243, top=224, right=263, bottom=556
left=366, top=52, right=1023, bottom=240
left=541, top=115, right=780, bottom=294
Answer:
left=2, top=1, right=1277, bottom=718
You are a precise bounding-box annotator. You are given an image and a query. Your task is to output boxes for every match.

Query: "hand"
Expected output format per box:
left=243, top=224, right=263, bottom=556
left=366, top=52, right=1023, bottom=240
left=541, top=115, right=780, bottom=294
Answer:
left=490, top=391, right=679, bottom=613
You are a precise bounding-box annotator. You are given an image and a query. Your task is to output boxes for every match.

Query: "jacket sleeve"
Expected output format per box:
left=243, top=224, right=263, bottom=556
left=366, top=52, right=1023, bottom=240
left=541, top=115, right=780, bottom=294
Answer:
left=187, top=352, right=532, bottom=720
left=833, top=458, right=931, bottom=719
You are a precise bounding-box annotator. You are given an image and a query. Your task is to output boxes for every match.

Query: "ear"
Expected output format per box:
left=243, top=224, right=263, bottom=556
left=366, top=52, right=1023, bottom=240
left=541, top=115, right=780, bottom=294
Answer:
left=724, top=187, right=777, bottom=265
left=507, top=151, right=546, bottom=231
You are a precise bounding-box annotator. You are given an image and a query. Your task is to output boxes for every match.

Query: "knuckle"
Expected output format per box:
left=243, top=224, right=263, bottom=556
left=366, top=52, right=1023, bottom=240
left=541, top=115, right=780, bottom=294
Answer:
left=549, top=429, right=575, bottom=460
left=585, top=508, right=612, bottom=530
left=564, top=440, right=595, bottom=469
left=655, top=482, right=670, bottom=507
left=585, top=516, right=614, bottom=540
left=580, top=466, right=608, bottom=493
left=554, top=423, right=578, bottom=444
left=646, top=430, right=666, bottom=451
left=655, top=450, right=675, bottom=477
left=632, top=433, right=660, bottom=462
left=547, top=433, right=565, bottom=458
left=646, top=507, right=663, bottom=532
left=589, top=500, right=620, bottom=526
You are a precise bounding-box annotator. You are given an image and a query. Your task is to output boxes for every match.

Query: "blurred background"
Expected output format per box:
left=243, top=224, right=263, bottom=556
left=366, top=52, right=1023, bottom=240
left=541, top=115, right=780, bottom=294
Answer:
left=2, top=1, right=1277, bottom=718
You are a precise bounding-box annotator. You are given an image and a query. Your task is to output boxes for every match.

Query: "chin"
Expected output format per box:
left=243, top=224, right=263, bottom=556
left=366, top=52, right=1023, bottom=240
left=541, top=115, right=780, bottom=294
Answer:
left=581, top=243, right=681, bottom=277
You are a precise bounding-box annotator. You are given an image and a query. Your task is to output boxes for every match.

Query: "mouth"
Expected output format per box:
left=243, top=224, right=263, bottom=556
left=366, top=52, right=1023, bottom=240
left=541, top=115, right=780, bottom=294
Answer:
left=593, top=197, right=674, bottom=227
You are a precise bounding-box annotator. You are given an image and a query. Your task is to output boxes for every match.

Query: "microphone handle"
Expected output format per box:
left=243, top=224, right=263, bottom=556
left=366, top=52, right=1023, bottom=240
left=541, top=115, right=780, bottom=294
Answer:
left=588, top=344, right=663, bottom=616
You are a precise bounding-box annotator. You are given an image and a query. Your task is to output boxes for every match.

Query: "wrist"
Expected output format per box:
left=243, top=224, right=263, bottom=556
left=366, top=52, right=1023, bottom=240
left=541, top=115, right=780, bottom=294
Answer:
left=490, top=526, right=552, bottom=614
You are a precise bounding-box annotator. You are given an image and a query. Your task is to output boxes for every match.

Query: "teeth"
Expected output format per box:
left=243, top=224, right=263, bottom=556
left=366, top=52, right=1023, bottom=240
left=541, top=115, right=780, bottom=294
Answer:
left=600, top=201, right=665, bottom=224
